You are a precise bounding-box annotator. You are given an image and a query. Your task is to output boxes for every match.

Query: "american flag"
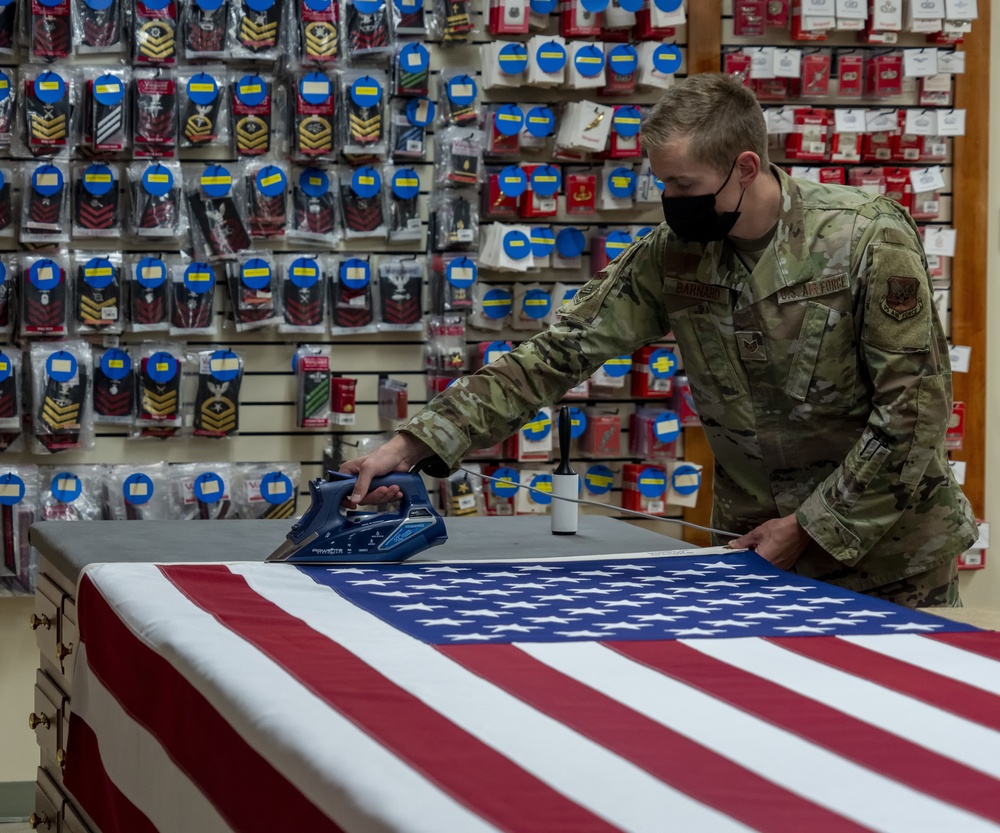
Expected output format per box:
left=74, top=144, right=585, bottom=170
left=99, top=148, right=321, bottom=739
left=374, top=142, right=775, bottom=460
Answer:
left=65, top=550, right=1000, bottom=833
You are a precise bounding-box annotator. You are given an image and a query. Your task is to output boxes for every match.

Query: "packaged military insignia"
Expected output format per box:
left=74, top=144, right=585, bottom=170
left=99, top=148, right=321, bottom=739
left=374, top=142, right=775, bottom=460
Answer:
left=429, top=0, right=472, bottom=43
left=0, top=349, right=22, bottom=452
left=170, top=259, right=217, bottom=335
left=74, top=0, right=123, bottom=52
left=293, top=71, right=336, bottom=161
left=389, top=96, right=432, bottom=163
left=129, top=160, right=185, bottom=239
left=293, top=345, right=330, bottom=427
left=172, top=463, right=234, bottom=519
left=191, top=348, right=243, bottom=438
left=385, top=165, right=421, bottom=242
left=133, top=69, right=177, bottom=158
left=298, top=0, right=339, bottom=64
left=289, top=166, right=340, bottom=246
left=184, top=0, right=229, bottom=58
left=100, top=463, right=175, bottom=520
left=234, top=463, right=300, bottom=520
left=21, top=253, right=69, bottom=338
left=245, top=161, right=289, bottom=239
left=75, top=252, right=123, bottom=334
left=393, top=42, right=430, bottom=96
left=435, top=125, right=483, bottom=187
left=0, top=255, right=16, bottom=335
left=0, top=70, right=15, bottom=149
left=92, top=347, right=134, bottom=425
left=390, top=0, right=425, bottom=33
left=344, top=0, right=391, bottom=59
left=31, top=341, right=94, bottom=454
left=0, top=0, right=16, bottom=54
left=228, top=254, right=278, bottom=331
left=134, top=342, right=183, bottom=437
left=178, top=69, right=228, bottom=149
left=330, top=256, right=377, bottom=335
left=377, top=256, right=424, bottom=331
left=28, top=0, right=71, bottom=60
left=40, top=467, right=106, bottom=521
left=20, top=162, right=70, bottom=245
left=128, top=254, right=173, bottom=331
left=339, top=165, right=387, bottom=239
left=278, top=253, right=327, bottom=334
left=430, top=253, right=476, bottom=312
left=232, top=73, right=281, bottom=157
left=73, top=163, right=121, bottom=238
left=341, top=69, right=387, bottom=158
left=186, top=164, right=252, bottom=260
left=0, top=167, right=13, bottom=238
left=231, top=0, right=283, bottom=60
left=17, top=69, right=71, bottom=158
left=133, top=0, right=178, bottom=62
left=79, top=69, right=129, bottom=155
left=429, top=187, right=478, bottom=251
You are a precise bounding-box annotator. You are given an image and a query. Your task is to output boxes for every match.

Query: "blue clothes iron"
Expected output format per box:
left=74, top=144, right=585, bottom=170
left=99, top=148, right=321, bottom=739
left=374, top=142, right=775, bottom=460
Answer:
left=267, top=471, right=448, bottom=564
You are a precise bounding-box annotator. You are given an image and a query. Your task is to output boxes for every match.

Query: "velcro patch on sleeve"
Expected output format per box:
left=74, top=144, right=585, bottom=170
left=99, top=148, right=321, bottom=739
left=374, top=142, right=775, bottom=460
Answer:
left=863, top=241, right=931, bottom=354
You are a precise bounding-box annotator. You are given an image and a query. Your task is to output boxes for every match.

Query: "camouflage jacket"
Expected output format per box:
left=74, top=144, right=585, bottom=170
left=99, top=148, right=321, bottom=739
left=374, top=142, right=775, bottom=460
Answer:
left=402, top=167, right=977, bottom=591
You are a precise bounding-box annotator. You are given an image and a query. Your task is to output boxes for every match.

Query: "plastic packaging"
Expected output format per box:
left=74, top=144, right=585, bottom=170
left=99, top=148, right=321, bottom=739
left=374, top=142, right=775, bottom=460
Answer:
left=184, top=0, right=230, bottom=59
left=228, top=254, right=279, bottom=331
left=0, top=347, right=23, bottom=452
left=134, top=342, right=184, bottom=439
left=73, top=162, right=123, bottom=238
left=339, top=165, right=387, bottom=240
left=294, top=345, right=331, bottom=428
left=297, top=0, right=340, bottom=64
left=128, top=253, right=175, bottom=332
left=101, top=463, right=176, bottom=519
left=80, top=67, right=130, bottom=155
left=293, top=70, right=337, bottom=162
left=377, top=256, right=424, bottom=331
left=279, top=253, right=328, bottom=334
left=230, top=0, right=285, bottom=62
left=231, top=72, right=283, bottom=158
left=289, top=166, right=341, bottom=246
left=129, top=160, right=186, bottom=240
left=172, top=462, right=235, bottom=519
left=21, top=252, right=70, bottom=338
left=340, top=68, right=388, bottom=159
left=20, top=161, right=70, bottom=245
left=92, top=347, right=135, bottom=425
left=30, top=340, right=94, bottom=454
left=74, top=251, right=124, bottom=335
left=245, top=161, right=290, bottom=239
left=132, top=68, right=178, bottom=158
left=133, top=0, right=179, bottom=64
left=177, top=67, right=229, bottom=150
left=170, top=259, right=217, bottom=335
left=330, top=255, right=377, bottom=335
left=233, top=462, right=301, bottom=519
left=0, top=467, right=39, bottom=595
left=344, top=0, right=392, bottom=60
left=186, top=162, right=252, bottom=260
left=192, top=348, right=243, bottom=438
left=40, top=467, right=104, bottom=521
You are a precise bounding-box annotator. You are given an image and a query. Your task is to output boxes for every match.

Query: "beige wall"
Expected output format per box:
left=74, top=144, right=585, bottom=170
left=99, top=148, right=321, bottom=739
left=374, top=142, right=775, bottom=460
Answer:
left=0, top=598, right=38, bottom=782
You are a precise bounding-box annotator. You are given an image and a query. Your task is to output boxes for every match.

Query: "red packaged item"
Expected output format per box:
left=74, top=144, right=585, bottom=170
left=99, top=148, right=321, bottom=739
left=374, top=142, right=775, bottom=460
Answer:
left=882, top=167, right=912, bottom=212
left=565, top=172, right=596, bottom=214
left=488, top=0, right=528, bottom=34
left=488, top=108, right=520, bottom=156
left=753, top=77, right=790, bottom=102
left=830, top=132, right=860, bottom=164
left=632, top=13, right=674, bottom=41
left=920, top=135, right=948, bottom=163
left=861, top=130, right=894, bottom=163
left=672, top=374, right=699, bottom=426
left=622, top=463, right=667, bottom=516
left=799, top=50, right=831, bottom=97
left=723, top=50, right=753, bottom=84
left=581, top=409, right=620, bottom=458
left=860, top=0, right=901, bottom=44
left=330, top=376, right=356, bottom=426
left=733, top=0, right=766, bottom=36
left=631, top=345, right=677, bottom=398
left=597, top=105, right=642, bottom=159
left=31, top=0, right=72, bottom=60
left=482, top=465, right=517, bottom=515
left=837, top=53, right=864, bottom=97
left=518, top=162, right=559, bottom=220
left=909, top=188, right=941, bottom=222
left=766, top=0, right=789, bottom=27
left=785, top=108, right=830, bottom=162
left=559, top=0, right=600, bottom=38
left=847, top=166, right=885, bottom=195
left=790, top=0, right=830, bottom=41
left=946, top=402, right=965, bottom=451
left=866, top=53, right=903, bottom=98
left=483, top=170, right=518, bottom=220
left=601, top=45, right=638, bottom=97
left=818, top=166, right=845, bottom=185
left=892, top=111, right=921, bottom=163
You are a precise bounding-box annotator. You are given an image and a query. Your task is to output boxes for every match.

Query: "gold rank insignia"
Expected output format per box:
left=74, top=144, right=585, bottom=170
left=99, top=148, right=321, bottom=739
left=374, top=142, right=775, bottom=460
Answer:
left=137, top=21, right=176, bottom=60
left=41, top=396, right=81, bottom=432
left=141, top=385, right=177, bottom=417
left=305, top=21, right=338, bottom=58
left=261, top=498, right=296, bottom=520
left=236, top=115, right=269, bottom=152
left=79, top=295, right=117, bottom=325
left=198, top=384, right=236, bottom=434
left=30, top=113, right=67, bottom=141
left=239, top=15, right=278, bottom=47
left=298, top=116, right=333, bottom=152
left=185, top=113, right=213, bottom=143
left=349, top=112, right=381, bottom=142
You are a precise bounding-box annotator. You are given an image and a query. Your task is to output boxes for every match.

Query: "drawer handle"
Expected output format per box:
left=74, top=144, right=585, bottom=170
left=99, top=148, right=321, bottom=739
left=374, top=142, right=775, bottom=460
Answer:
left=29, top=811, right=52, bottom=830
left=28, top=712, right=52, bottom=730
left=57, top=748, right=66, bottom=767
left=56, top=642, right=74, bottom=661
left=30, top=614, right=52, bottom=631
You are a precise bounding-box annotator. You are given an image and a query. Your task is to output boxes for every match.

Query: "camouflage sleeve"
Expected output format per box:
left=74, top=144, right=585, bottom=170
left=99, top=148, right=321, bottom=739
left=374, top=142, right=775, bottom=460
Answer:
left=796, top=207, right=954, bottom=564
left=399, top=234, right=670, bottom=470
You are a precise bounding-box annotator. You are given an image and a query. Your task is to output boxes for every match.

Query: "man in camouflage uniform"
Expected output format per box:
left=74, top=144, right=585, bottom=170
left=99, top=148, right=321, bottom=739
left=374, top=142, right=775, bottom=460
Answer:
left=344, top=73, right=977, bottom=608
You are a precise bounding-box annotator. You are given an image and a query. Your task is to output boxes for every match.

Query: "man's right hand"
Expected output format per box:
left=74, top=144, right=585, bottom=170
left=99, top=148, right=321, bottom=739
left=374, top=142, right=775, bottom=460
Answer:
left=339, top=433, right=435, bottom=507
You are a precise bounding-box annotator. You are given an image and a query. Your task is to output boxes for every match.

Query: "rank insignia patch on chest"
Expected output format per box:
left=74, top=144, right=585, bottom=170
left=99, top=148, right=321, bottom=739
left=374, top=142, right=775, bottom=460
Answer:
left=881, top=276, right=922, bottom=321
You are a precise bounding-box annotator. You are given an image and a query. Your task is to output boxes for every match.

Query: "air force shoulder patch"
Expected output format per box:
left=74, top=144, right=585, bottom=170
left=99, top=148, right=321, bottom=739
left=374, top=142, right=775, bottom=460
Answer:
left=880, top=276, right=922, bottom=321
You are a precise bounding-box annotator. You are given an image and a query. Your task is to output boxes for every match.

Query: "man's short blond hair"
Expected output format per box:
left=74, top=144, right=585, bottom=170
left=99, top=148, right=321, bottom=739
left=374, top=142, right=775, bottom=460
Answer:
left=639, top=73, right=770, bottom=175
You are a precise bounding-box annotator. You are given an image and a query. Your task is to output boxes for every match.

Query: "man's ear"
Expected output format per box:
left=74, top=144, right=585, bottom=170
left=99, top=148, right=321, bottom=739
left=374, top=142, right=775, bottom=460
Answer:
left=736, top=151, right=761, bottom=187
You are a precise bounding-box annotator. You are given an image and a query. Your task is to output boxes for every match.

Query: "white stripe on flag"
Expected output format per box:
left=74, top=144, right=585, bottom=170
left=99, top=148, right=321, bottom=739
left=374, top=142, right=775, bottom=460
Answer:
left=71, top=644, right=235, bottom=833
left=842, top=634, right=1000, bottom=696
left=86, top=564, right=504, bottom=833
left=234, top=563, right=758, bottom=833
left=518, top=641, right=1000, bottom=833
left=682, top=636, right=1000, bottom=780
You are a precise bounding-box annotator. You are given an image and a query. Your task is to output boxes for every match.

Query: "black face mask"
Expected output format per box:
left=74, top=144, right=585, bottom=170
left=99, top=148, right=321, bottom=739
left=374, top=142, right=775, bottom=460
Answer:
left=660, top=158, right=745, bottom=244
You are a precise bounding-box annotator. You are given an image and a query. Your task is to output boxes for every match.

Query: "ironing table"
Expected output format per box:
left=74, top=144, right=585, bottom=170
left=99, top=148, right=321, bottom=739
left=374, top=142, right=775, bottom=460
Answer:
left=28, top=518, right=1000, bottom=833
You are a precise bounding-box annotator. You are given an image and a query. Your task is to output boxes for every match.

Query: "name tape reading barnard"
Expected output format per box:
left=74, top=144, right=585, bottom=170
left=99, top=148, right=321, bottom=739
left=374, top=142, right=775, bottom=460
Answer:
left=777, top=273, right=849, bottom=304
left=664, top=279, right=726, bottom=304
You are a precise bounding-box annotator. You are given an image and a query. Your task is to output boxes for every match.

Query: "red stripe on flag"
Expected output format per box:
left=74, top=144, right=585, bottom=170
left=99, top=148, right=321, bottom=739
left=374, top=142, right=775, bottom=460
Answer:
left=770, top=635, right=1000, bottom=733
left=929, top=631, right=1000, bottom=663
left=439, top=642, right=867, bottom=833
left=161, top=564, right=621, bottom=833
left=63, top=714, right=159, bottom=833
left=611, top=640, right=1000, bottom=825
left=66, top=574, right=344, bottom=833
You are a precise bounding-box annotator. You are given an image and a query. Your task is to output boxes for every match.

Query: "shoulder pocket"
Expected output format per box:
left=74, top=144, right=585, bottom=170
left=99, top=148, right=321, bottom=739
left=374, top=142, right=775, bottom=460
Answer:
left=863, top=241, right=932, bottom=354
left=557, top=273, right=621, bottom=327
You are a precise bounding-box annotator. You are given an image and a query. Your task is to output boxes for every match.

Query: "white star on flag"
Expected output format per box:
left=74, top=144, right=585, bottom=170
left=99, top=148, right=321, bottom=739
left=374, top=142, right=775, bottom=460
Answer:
left=445, top=632, right=497, bottom=640
left=668, top=606, right=720, bottom=614
left=769, top=605, right=819, bottom=613
left=775, top=625, right=831, bottom=634
left=456, top=609, right=512, bottom=618
left=563, top=607, right=610, bottom=616
left=703, top=620, right=753, bottom=628
left=535, top=594, right=580, bottom=602
left=671, top=628, right=725, bottom=636
left=348, top=579, right=397, bottom=586
left=496, top=601, right=546, bottom=610
left=555, top=630, right=608, bottom=638
left=696, top=562, right=740, bottom=570
left=392, top=603, right=445, bottom=612
left=630, top=614, right=686, bottom=622
left=596, top=622, right=651, bottom=631
left=802, top=597, right=849, bottom=604
left=416, top=618, right=472, bottom=627
left=847, top=610, right=897, bottom=618
left=882, top=622, right=944, bottom=632
left=372, top=591, right=423, bottom=598
left=486, top=624, right=542, bottom=633
left=525, top=616, right=580, bottom=624
left=810, top=618, right=861, bottom=626
left=422, top=566, right=470, bottom=573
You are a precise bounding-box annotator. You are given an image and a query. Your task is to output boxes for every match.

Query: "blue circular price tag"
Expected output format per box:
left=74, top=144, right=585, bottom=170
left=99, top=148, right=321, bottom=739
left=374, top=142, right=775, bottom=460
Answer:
left=638, top=467, right=667, bottom=499
left=535, top=40, right=566, bottom=74
left=143, top=0, right=169, bottom=7
left=256, top=165, right=287, bottom=197
left=607, top=167, right=637, bottom=198
left=446, top=257, right=476, bottom=288
left=187, top=73, right=219, bottom=105
left=299, top=72, right=332, bottom=105
left=605, top=230, right=632, bottom=260
left=236, top=75, right=267, bottom=107
left=82, top=164, right=114, bottom=197
left=653, top=44, right=683, bottom=75
left=522, top=411, right=551, bottom=441
left=0, top=261, right=6, bottom=287
left=584, top=464, right=614, bottom=495
left=32, top=165, right=63, bottom=197
left=654, top=411, right=681, bottom=444
left=184, top=262, right=215, bottom=294
left=494, top=103, right=524, bottom=137
left=0, top=71, right=10, bottom=103
left=305, top=0, right=331, bottom=9
left=29, top=260, right=61, bottom=291
left=574, top=44, right=605, bottom=77
left=93, top=74, right=125, bottom=105
left=613, top=105, right=642, bottom=137
left=601, top=355, right=632, bottom=377
left=636, top=225, right=654, bottom=238
left=142, top=164, right=173, bottom=196
left=201, top=164, right=233, bottom=198
left=299, top=168, right=329, bottom=198
left=524, top=106, right=555, bottom=138
left=398, top=42, right=430, bottom=74
left=446, top=75, right=477, bottom=107
left=484, top=340, right=511, bottom=362
left=557, top=286, right=578, bottom=305
left=568, top=407, right=587, bottom=439
left=503, top=230, right=530, bottom=261
left=83, top=257, right=115, bottom=289
left=46, top=351, right=77, bottom=383
left=136, top=257, right=166, bottom=289
left=618, top=0, right=642, bottom=10
left=101, top=348, right=132, bottom=381
left=350, top=76, right=383, bottom=107
left=529, top=474, right=553, bottom=505
left=490, top=467, right=519, bottom=498
left=0, top=350, right=11, bottom=384
left=671, top=464, right=701, bottom=496
left=51, top=473, right=81, bottom=504
left=649, top=347, right=677, bottom=379
left=195, top=0, right=224, bottom=10
left=498, top=42, right=529, bottom=75
left=580, top=0, right=607, bottom=10
left=405, top=96, right=435, bottom=127
left=391, top=168, right=420, bottom=199
left=209, top=349, right=241, bottom=381
left=353, top=0, right=382, bottom=12
left=241, top=258, right=273, bottom=290
left=261, top=472, right=294, bottom=505
left=290, top=257, right=320, bottom=288
left=556, top=227, right=586, bottom=258
left=608, top=44, right=639, bottom=76
left=84, top=0, right=115, bottom=9
left=246, top=0, right=276, bottom=10
left=529, top=226, right=555, bottom=257
left=393, top=0, right=423, bottom=12
left=0, top=472, right=24, bottom=506
left=147, top=352, right=178, bottom=383
left=653, top=0, right=682, bottom=10
left=522, top=288, right=551, bottom=319
left=529, top=0, right=556, bottom=12
left=352, top=167, right=381, bottom=198
left=530, top=165, right=561, bottom=197
left=123, top=473, right=155, bottom=506
left=340, top=258, right=370, bottom=289
left=34, top=72, right=65, bottom=103
left=194, top=472, right=225, bottom=504
left=482, top=288, right=512, bottom=319
left=498, top=165, right=527, bottom=198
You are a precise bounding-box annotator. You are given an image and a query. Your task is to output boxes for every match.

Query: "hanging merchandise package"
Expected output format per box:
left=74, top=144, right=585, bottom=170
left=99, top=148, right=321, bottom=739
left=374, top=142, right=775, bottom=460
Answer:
left=0, top=257, right=14, bottom=339
left=132, top=68, right=177, bottom=158
left=73, top=162, right=122, bottom=238
left=330, top=255, right=377, bottom=335
left=128, top=253, right=177, bottom=332
left=228, top=254, right=279, bottom=332
left=293, top=70, right=336, bottom=162
left=294, top=345, right=331, bottom=428
left=191, top=347, right=243, bottom=438
left=128, top=159, right=186, bottom=239
left=339, top=165, right=388, bottom=240
left=79, top=67, right=129, bottom=155
left=232, top=72, right=283, bottom=158
left=234, top=462, right=301, bottom=519
left=30, top=341, right=95, bottom=454
left=186, top=162, right=252, bottom=260
left=170, top=259, right=217, bottom=336
left=245, top=160, right=290, bottom=239
left=92, top=346, right=135, bottom=426
left=40, top=467, right=104, bottom=521
left=20, top=252, right=69, bottom=338
left=279, top=253, right=328, bottom=334
left=0, top=466, right=38, bottom=595
left=177, top=67, right=228, bottom=150
left=0, top=347, right=22, bottom=453
left=231, top=0, right=284, bottom=62
left=183, top=0, right=229, bottom=59
left=74, top=251, right=124, bottom=335
left=377, top=256, right=424, bottom=332
left=101, top=463, right=176, bottom=520
left=172, top=462, right=235, bottom=520
left=289, top=166, right=341, bottom=246
left=20, top=161, right=70, bottom=245
left=133, top=0, right=179, bottom=64
left=297, top=0, right=340, bottom=64
left=340, top=68, right=388, bottom=159
left=133, top=342, right=184, bottom=439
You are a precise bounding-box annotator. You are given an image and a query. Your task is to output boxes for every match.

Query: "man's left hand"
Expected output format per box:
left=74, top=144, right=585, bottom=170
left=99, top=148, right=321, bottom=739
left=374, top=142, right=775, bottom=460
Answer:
left=729, top=515, right=811, bottom=571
